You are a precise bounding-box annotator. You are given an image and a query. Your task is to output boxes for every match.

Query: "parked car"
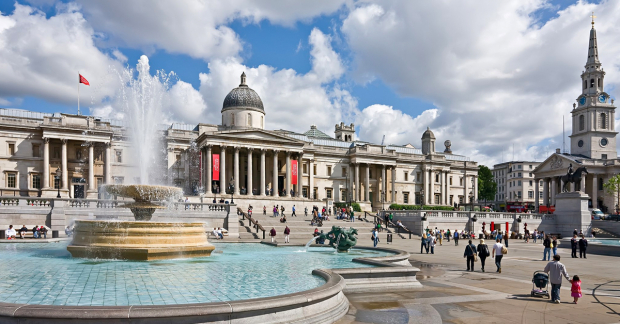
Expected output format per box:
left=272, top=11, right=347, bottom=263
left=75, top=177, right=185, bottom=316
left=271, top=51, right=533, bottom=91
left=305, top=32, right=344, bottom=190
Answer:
left=591, top=209, right=605, bottom=220
left=607, top=214, right=620, bottom=221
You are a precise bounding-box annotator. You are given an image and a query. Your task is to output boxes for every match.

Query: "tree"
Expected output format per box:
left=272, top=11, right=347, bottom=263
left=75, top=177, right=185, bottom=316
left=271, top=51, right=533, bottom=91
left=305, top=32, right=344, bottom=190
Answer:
left=478, top=165, right=496, bottom=206
left=603, top=174, right=620, bottom=214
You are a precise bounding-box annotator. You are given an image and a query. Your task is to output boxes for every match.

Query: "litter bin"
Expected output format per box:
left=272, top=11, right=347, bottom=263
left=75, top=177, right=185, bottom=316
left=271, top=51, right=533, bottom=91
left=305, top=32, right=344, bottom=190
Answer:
left=387, top=234, right=392, bottom=244
left=52, top=230, right=59, bottom=238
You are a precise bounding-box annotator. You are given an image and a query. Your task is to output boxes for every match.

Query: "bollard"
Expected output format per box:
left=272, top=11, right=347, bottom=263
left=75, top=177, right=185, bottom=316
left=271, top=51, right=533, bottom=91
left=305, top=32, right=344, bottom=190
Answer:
left=0, top=230, right=4, bottom=239
left=52, top=230, right=59, bottom=238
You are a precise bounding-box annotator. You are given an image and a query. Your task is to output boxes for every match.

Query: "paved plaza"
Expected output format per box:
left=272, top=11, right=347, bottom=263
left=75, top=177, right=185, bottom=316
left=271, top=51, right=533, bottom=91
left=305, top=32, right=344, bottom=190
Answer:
left=333, top=237, right=620, bottom=324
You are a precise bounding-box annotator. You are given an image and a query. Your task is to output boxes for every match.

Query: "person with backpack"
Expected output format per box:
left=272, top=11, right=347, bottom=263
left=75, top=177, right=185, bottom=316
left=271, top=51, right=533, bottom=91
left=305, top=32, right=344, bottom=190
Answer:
left=464, top=239, right=477, bottom=271
left=454, top=230, right=459, bottom=246
left=446, top=229, right=451, bottom=242
left=477, top=239, right=490, bottom=272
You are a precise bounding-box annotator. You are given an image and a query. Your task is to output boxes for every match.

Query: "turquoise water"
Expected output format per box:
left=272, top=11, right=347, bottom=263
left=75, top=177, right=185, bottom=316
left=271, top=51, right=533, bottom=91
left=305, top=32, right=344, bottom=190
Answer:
left=589, top=239, right=620, bottom=246
left=0, top=242, right=389, bottom=306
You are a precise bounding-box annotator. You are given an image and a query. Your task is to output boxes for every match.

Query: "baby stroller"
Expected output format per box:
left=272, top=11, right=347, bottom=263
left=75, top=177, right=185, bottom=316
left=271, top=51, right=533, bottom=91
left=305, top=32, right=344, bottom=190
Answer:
left=531, top=270, right=550, bottom=298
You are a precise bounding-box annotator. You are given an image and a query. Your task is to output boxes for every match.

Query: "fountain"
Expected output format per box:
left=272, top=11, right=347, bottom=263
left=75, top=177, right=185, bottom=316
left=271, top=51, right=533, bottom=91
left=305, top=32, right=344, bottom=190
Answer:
left=67, top=184, right=215, bottom=260
left=318, top=226, right=359, bottom=252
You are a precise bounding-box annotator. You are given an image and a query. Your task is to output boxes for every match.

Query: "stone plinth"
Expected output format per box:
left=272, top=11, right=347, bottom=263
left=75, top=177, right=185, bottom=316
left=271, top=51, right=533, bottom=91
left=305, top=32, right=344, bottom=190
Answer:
left=67, top=220, right=215, bottom=260
left=553, top=192, right=592, bottom=236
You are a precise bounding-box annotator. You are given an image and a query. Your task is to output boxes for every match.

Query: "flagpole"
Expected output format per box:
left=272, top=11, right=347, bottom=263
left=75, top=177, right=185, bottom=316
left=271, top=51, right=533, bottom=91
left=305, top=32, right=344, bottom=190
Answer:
left=78, top=71, right=80, bottom=115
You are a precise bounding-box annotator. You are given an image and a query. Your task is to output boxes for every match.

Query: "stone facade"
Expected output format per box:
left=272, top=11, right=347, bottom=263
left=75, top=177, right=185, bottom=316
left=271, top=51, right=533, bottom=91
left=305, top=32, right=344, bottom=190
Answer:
left=492, top=161, right=543, bottom=212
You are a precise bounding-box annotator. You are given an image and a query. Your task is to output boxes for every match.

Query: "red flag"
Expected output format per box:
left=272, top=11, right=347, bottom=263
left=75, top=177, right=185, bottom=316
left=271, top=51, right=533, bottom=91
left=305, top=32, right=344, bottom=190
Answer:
left=291, top=160, right=298, bottom=185
left=212, top=154, right=220, bottom=181
left=79, top=74, right=90, bottom=86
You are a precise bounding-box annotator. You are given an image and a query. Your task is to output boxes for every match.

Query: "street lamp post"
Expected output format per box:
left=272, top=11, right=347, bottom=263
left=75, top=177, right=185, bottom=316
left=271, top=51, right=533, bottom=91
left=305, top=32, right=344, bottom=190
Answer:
left=55, top=167, right=61, bottom=199
left=381, top=190, right=385, bottom=211
left=420, top=189, right=425, bottom=207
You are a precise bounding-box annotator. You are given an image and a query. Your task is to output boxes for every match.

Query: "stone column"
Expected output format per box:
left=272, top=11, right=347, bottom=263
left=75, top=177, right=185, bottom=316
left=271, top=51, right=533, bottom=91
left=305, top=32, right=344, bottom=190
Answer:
left=220, top=146, right=226, bottom=193
left=543, top=178, right=549, bottom=206
left=273, top=150, right=279, bottom=196
left=260, top=149, right=266, bottom=196
left=233, top=147, right=240, bottom=195
left=423, top=167, right=429, bottom=205
left=247, top=148, right=253, bottom=195
left=551, top=177, right=556, bottom=206
left=61, top=139, right=68, bottom=190
left=296, top=154, right=302, bottom=197
left=43, top=138, right=50, bottom=189
left=444, top=172, right=449, bottom=205
left=463, top=172, right=468, bottom=206
left=580, top=173, right=586, bottom=192
left=429, top=169, right=435, bottom=205
left=592, top=176, right=598, bottom=208
left=534, top=179, right=540, bottom=212
left=474, top=176, right=478, bottom=202
left=354, top=163, right=360, bottom=202
left=391, top=166, right=396, bottom=203
left=365, top=164, right=370, bottom=202
left=285, top=151, right=291, bottom=197
left=381, top=165, right=386, bottom=205
left=206, top=145, right=212, bottom=194
left=105, top=142, right=112, bottom=184
left=88, top=143, right=95, bottom=191
left=309, top=159, right=314, bottom=199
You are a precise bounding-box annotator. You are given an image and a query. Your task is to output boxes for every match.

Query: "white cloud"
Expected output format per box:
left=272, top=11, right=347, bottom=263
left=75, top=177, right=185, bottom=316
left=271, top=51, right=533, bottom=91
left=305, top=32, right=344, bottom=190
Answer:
left=356, top=104, right=438, bottom=147
left=341, top=0, right=620, bottom=165
left=198, top=28, right=356, bottom=132
left=77, top=0, right=349, bottom=61
left=0, top=3, right=122, bottom=107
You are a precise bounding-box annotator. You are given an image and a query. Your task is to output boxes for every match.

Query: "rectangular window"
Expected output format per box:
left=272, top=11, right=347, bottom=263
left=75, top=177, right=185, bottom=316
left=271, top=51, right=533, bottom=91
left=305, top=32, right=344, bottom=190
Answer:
left=8, top=143, right=15, bottom=155
left=459, top=196, right=464, bottom=204
left=459, top=177, right=463, bottom=186
left=326, top=188, right=332, bottom=199
left=518, top=172, right=522, bottom=177
left=599, top=178, right=603, bottom=191
left=449, top=177, right=452, bottom=185
left=313, top=164, right=317, bottom=175
left=528, top=191, right=534, bottom=198
left=416, top=172, right=421, bottom=182
left=7, top=172, right=16, bottom=188
left=32, top=174, right=41, bottom=189
left=435, top=173, right=440, bottom=182
left=327, top=166, right=332, bottom=176
left=115, top=149, right=122, bottom=163
left=529, top=165, right=533, bottom=169
left=341, top=189, right=347, bottom=201
left=449, top=195, right=453, bottom=205
left=370, top=170, right=373, bottom=179
left=602, top=154, right=608, bottom=160
left=518, top=191, right=522, bottom=198
left=302, top=187, right=308, bottom=198
left=435, top=195, right=440, bottom=204
left=415, top=194, right=422, bottom=205
left=539, top=191, right=543, bottom=198
left=54, top=177, right=60, bottom=189
left=32, top=144, right=40, bottom=158
left=518, top=165, right=522, bottom=169
left=313, top=187, right=317, bottom=200
left=403, top=192, right=409, bottom=204
left=404, top=171, right=408, bottom=181
left=341, top=167, right=347, bottom=177
left=518, top=180, right=522, bottom=186
left=53, top=147, right=60, bottom=159
left=302, top=164, right=308, bottom=174
left=529, top=180, right=533, bottom=186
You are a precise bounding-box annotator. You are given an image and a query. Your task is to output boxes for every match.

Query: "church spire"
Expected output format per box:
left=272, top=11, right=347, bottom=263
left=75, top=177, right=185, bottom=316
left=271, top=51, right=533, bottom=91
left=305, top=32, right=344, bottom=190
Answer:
left=586, top=12, right=600, bottom=66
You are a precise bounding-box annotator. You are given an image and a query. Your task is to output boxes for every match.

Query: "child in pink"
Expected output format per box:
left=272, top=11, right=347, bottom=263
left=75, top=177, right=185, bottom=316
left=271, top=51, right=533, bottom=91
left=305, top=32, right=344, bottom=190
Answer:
left=569, top=275, right=582, bottom=304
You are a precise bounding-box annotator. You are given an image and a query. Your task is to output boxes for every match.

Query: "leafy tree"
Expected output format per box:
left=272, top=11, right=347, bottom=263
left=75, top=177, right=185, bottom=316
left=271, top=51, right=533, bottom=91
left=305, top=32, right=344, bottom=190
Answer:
left=478, top=165, right=496, bottom=205
left=603, top=174, right=620, bottom=214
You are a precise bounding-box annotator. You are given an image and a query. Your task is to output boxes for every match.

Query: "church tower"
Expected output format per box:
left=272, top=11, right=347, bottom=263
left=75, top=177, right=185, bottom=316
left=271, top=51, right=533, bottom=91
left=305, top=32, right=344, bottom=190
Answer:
left=570, top=15, right=617, bottom=159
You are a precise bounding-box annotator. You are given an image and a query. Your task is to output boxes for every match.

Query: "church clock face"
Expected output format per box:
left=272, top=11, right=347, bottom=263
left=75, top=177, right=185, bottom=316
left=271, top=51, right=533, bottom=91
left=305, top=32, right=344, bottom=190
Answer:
left=599, top=94, right=606, bottom=103
left=578, top=140, right=584, bottom=147
left=601, top=138, right=609, bottom=147
left=579, top=97, right=586, bottom=105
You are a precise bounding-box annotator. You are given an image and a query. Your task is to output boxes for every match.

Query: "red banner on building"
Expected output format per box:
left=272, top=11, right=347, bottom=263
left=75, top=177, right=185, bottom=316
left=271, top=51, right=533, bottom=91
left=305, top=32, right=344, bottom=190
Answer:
left=212, top=154, right=220, bottom=181
left=291, top=160, right=298, bottom=185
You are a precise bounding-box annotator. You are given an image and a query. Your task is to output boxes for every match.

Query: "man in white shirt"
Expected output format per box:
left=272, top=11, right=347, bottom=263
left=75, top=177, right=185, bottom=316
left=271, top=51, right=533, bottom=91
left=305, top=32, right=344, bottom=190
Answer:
left=6, top=225, right=16, bottom=239
left=491, top=239, right=504, bottom=273
left=216, top=228, right=223, bottom=239
left=212, top=228, right=220, bottom=240
left=428, top=234, right=436, bottom=254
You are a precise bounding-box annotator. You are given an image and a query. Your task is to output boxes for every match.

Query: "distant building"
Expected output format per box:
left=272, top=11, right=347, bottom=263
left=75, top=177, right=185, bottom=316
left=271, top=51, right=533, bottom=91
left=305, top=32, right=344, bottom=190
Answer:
left=492, top=161, right=543, bottom=212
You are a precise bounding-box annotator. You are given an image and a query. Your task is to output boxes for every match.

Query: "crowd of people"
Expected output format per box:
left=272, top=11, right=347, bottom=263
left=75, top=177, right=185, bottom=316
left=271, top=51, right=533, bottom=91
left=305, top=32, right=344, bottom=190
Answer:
left=4, top=225, right=48, bottom=239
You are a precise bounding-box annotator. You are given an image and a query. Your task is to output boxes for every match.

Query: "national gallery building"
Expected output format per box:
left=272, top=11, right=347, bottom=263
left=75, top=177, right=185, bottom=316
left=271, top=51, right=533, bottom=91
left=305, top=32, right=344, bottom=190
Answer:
left=0, top=73, right=478, bottom=211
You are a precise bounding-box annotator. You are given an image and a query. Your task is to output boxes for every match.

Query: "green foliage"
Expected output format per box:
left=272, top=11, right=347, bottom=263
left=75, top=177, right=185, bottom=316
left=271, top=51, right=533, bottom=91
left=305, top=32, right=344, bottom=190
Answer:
left=478, top=165, right=497, bottom=203
left=603, top=175, right=620, bottom=213
left=333, top=202, right=362, bottom=212
left=388, top=204, right=454, bottom=211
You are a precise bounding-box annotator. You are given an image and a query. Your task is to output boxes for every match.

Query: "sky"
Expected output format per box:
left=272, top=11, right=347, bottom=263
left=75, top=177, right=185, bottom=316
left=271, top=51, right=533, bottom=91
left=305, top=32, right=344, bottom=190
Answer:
left=0, top=0, right=615, bottom=167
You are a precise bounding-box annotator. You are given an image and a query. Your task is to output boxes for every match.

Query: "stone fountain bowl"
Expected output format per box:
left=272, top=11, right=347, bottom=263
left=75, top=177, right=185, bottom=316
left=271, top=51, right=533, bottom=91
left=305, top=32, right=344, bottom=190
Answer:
left=104, top=184, right=183, bottom=202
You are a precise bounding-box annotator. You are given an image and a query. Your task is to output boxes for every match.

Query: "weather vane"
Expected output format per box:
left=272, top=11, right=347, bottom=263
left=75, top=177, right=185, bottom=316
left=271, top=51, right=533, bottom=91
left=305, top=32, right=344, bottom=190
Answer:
left=591, top=11, right=596, bottom=27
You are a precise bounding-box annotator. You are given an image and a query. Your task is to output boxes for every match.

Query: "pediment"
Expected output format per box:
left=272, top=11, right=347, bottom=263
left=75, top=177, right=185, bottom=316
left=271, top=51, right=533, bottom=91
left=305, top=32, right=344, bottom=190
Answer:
left=201, top=129, right=306, bottom=146
left=534, top=154, right=581, bottom=174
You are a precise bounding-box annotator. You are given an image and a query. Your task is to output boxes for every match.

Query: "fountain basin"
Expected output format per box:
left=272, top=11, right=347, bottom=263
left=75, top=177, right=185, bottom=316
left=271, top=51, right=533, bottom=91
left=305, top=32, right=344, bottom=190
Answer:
left=67, top=220, right=215, bottom=260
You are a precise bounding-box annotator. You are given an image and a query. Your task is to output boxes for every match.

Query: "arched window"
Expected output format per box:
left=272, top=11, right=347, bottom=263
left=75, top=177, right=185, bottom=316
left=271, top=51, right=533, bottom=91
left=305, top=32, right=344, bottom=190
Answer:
left=247, top=113, right=252, bottom=127
left=591, top=79, right=595, bottom=87
left=584, top=80, right=587, bottom=89
left=579, top=115, right=585, bottom=131
left=600, top=113, right=606, bottom=129
left=231, top=114, right=235, bottom=126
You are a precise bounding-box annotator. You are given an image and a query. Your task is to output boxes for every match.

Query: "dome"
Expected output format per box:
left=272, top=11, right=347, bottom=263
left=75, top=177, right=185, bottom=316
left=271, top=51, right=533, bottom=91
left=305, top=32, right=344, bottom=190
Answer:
left=222, top=72, right=264, bottom=112
left=422, top=127, right=435, bottom=139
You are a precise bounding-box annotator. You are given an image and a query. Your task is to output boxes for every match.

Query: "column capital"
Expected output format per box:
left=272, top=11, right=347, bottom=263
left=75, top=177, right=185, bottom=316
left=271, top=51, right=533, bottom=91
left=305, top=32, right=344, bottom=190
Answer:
left=273, top=149, right=280, bottom=154
left=204, top=144, right=213, bottom=148
left=220, top=144, right=228, bottom=150
left=286, top=150, right=292, bottom=156
left=61, top=138, right=67, bottom=144
left=43, top=137, right=50, bottom=143
left=247, top=147, right=254, bottom=153
left=233, top=146, right=240, bottom=152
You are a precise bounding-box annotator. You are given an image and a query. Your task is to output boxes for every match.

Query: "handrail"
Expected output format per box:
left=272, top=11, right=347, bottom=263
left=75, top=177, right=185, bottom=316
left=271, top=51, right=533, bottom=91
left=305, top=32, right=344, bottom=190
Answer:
left=237, top=207, right=266, bottom=239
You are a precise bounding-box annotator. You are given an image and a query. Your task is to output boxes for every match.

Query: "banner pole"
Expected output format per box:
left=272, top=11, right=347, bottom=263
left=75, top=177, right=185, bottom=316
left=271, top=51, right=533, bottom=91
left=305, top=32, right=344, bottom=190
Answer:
left=77, top=71, right=80, bottom=115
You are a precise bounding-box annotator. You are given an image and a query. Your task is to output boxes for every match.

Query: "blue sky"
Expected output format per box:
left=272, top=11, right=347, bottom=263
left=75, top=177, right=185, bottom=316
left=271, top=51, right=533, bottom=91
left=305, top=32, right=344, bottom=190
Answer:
left=0, top=0, right=614, bottom=165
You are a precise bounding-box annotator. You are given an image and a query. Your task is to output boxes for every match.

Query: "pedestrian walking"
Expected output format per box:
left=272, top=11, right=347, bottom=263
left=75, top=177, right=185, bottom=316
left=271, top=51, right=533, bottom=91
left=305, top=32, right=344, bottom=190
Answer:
left=454, top=230, right=459, bottom=246
left=372, top=229, right=379, bottom=247
left=492, top=238, right=505, bottom=273
left=570, top=275, right=582, bottom=304
left=284, top=226, right=290, bottom=243
left=543, top=235, right=552, bottom=261
left=464, top=239, right=477, bottom=271
left=504, top=231, right=509, bottom=248
left=552, top=236, right=559, bottom=256
left=544, top=254, right=570, bottom=303
left=439, top=230, right=443, bottom=246
left=428, top=234, right=436, bottom=254
left=421, top=233, right=428, bottom=254
left=570, top=234, right=578, bottom=258
left=263, top=205, right=266, bottom=215
left=578, top=235, right=588, bottom=258
left=446, top=229, right=451, bottom=242
left=477, top=239, right=490, bottom=272
left=292, top=205, right=296, bottom=217
left=270, top=227, right=277, bottom=243
left=533, top=229, right=538, bottom=243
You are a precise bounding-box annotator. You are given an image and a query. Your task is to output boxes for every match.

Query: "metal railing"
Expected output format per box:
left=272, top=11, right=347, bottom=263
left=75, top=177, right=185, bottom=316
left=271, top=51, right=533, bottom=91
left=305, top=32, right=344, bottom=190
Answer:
left=238, top=207, right=266, bottom=239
